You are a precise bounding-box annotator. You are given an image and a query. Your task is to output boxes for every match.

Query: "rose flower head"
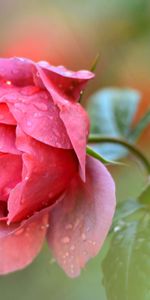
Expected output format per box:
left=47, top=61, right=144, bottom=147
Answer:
left=0, top=57, right=116, bottom=277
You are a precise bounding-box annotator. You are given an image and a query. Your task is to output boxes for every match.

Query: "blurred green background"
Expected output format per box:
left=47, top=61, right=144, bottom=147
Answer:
left=0, top=0, right=150, bottom=299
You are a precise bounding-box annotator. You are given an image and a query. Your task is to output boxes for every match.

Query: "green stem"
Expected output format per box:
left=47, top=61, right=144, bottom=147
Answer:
left=88, top=134, right=150, bottom=174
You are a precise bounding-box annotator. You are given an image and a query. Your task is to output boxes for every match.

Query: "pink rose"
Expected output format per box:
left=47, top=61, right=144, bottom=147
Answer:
left=0, top=57, right=116, bottom=277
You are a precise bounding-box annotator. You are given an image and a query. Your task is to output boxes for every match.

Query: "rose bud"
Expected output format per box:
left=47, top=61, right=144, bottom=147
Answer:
left=0, top=57, right=116, bottom=277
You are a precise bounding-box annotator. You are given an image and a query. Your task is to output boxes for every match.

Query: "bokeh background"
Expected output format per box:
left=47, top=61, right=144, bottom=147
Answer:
left=0, top=0, right=150, bottom=299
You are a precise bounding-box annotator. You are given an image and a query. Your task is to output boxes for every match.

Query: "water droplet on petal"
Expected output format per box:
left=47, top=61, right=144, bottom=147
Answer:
left=92, top=241, right=96, bottom=246
left=40, top=225, right=46, bottom=230
left=15, top=228, right=24, bottom=236
left=70, top=245, right=75, bottom=251
left=69, top=85, right=74, bottom=90
left=48, top=192, right=53, bottom=198
left=6, top=80, right=12, bottom=86
left=65, top=223, right=73, bottom=230
left=81, top=233, right=86, bottom=241
left=73, top=219, right=80, bottom=229
left=61, top=236, right=70, bottom=244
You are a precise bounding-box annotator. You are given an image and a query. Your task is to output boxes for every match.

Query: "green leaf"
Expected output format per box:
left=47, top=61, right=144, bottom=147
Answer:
left=139, top=184, right=150, bottom=204
left=129, top=110, right=150, bottom=142
left=102, top=186, right=150, bottom=300
left=87, top=88, right=140, bottom=160
left=113, top=199, right=144, bottom=224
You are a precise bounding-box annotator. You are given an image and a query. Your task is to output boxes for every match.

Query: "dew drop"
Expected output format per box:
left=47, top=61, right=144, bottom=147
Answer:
left=81, top=233, right=86, bottom=241
left=69, top=85, right=74, bottom=90
left=6, top=80, right=12, bottom=86
left=70, top=245, right=75, bottom=251
left=36, top=72, right=40, bottom=77
left=92, top=241, right=96, bottom=246
left=15, top=228, right=24, bottom=236
left=73, top=219, right=80, bottom=229
left=65, top=223, right=73, bottom=230
left=61, top=236, right=70, bottom=244
left=40, top=225, right=46, bottom=230
left=49, top=258, right=56, bottom=264
left=48, top=192, right=53, bottom=198
left=70, top=264, right=75, bottom=275
left=114, top=226, right=121, bottom=232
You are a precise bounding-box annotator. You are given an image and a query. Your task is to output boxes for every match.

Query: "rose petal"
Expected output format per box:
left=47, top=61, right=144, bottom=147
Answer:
left=0, top=84, right=64, bottom=153
left=0, top=124, right=19, bottom=154
left=59, top=101, right=89, bottom=181
left=47, top=156, right=116, bottom=278
left=37, top=61, right=94, bottom=102
left=0, top=57, right=34, bottom=86
left=1, top=87, right=72, bottom=149
left=8, top=127, right=78, bottom=223
left=0, top=154, right=22, bottom=201
left=0, top=213, right=48, bottom=274
left=36, top=66, right=89, bottom=180
left=0, top=103, right=16, bottom=125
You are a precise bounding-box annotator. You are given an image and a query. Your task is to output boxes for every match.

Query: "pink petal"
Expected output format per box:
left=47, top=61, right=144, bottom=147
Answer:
left=37, top=67, right=89, bottom=180
left=37, top=61, right=94, bottom=102
left=47, top=156, right=116, bottom=278
left=59, top=101, right=89, bottom=181
left=0, top=213, right=48, bottom=274
left=0, top=57, right=34, bottom=86
left=0, top=124, right=19, bottom=154
left=0, top=154, right=22, bottom=201
left=0, top=103, right=16, bottom=125
left=3, top=87, right=72, bottom=149
left=8, top=127, right=78, bottom=223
